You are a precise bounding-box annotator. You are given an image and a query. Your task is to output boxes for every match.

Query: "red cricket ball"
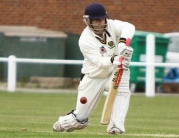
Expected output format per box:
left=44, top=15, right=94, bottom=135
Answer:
left=80, top=97, right=87, bottom=104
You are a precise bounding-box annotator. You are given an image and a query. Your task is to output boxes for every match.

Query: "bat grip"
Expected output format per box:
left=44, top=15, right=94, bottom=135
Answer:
left=115, top=38, right=131, bottom=85
left=126, top=38, right=131, bottom=46
left=118, top=38, right=131, bottom=68
left=118, top=57, right=124, bottom=68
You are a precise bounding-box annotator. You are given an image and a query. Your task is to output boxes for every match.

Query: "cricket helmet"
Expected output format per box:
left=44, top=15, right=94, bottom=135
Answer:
left=84, top=3, right=108, bottom=19
left=83, top=3, right=108, bottom=34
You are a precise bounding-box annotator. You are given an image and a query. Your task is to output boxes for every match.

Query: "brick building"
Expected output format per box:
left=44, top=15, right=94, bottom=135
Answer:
left=0, top=0, right=177, bottom=89
left=0, top=0, right=179, bottom=34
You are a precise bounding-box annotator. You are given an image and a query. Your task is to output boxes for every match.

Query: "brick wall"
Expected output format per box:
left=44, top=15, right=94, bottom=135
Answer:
left=0, top=0, right=179, bottom=34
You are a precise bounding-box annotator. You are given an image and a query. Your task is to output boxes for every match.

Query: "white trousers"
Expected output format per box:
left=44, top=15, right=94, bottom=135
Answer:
left=74, top=69, right=131, bottom=132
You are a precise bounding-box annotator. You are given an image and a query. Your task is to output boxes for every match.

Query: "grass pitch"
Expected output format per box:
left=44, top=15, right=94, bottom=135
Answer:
left=0, top=90, right=179, bottom=138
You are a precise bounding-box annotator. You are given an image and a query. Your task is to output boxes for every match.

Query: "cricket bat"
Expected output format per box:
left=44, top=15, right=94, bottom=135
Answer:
left=100, top=38, right=131, bottom=125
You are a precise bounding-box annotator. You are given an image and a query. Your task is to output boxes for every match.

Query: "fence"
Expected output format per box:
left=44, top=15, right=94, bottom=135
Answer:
left=0, top=34, right=179, bottom=96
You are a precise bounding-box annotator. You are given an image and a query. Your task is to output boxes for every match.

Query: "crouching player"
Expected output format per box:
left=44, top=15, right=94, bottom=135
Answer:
left=53, top=2, right=135, bottom=134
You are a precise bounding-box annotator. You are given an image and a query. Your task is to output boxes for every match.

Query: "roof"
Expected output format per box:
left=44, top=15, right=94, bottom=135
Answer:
left=0, top=26, right=67, bottom=38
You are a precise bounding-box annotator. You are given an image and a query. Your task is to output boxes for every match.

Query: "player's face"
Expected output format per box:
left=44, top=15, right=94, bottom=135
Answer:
left=91, top=18, right=106, bottom=35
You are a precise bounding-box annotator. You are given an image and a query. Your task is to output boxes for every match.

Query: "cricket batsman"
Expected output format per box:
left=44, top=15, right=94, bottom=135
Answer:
left=53, top=2, right=135, bottom=134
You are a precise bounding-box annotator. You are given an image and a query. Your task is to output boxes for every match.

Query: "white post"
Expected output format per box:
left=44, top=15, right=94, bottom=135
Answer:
left=7, top=55, right=17, bottom=92
left=145, top=34, right=155, bottom=97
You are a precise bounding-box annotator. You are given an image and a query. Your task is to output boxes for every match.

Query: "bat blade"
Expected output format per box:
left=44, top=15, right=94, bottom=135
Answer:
left=100, top=68, right=123, bottom=125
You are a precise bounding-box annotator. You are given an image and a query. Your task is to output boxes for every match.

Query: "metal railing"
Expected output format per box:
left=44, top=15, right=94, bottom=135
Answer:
left=0, top=34, right=179, bottom=96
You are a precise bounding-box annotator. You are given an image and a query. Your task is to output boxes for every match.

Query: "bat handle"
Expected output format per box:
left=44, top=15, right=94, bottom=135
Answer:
left=118, top=38, right=131, bottom=68
left=126, top=38, right=131, bottom=46
left=115, top=38, right=131, bottom=85
left=118, top=57, right=124, bottom=68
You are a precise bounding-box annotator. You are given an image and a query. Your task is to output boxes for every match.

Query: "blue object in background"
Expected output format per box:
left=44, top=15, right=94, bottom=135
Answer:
left=163, top=68, right=179, bottom=82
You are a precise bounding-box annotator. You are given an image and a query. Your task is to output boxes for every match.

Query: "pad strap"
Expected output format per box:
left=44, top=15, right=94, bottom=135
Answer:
left=59, top=110, right=89, bottom=132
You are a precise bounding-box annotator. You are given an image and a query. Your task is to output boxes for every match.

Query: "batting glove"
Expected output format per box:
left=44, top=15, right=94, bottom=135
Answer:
left=118, top=43, right=133, bottom=61
left=111, top=55, right=130, bottom=70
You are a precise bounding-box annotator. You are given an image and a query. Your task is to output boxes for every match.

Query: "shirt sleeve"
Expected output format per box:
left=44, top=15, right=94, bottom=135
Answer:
left=108, top=19, right=135, bottom=39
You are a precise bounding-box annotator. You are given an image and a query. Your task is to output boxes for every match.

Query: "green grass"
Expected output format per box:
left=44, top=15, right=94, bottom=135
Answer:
left=0, top=91, right=179, bottom=138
